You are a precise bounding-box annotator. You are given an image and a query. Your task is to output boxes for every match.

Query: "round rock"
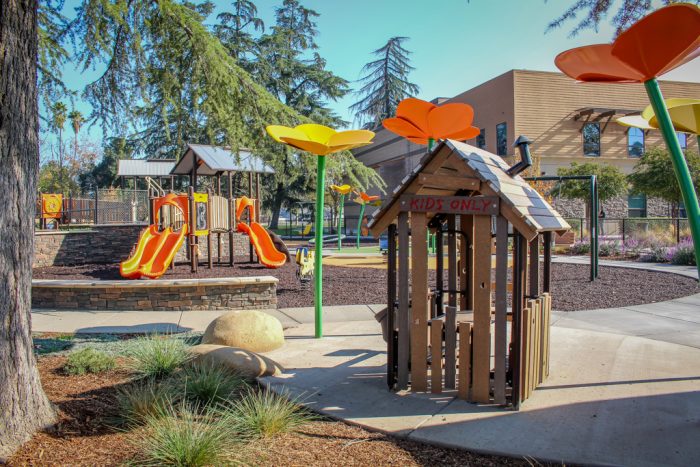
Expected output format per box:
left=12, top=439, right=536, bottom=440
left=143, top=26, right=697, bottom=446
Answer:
left=189, top=344, right=282, bottom=378
left=201, top=310, right=285, bottom=353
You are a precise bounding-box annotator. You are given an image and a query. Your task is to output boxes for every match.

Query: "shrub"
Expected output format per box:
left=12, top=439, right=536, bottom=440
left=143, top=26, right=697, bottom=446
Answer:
left=63, top=348, right=116, bottom=375
left=116, top=378, right=175, bottom=426
left=622, top=237, right=642, bottom=257
left=598, top=240, right=621, bottom=257
left=569, top=239, right=590, bottom=255
left=231, top=389, right=313, bottom=438
left=639, top=239, right=669, bottom=263
left=136, top=400, right=241, bottom=467
left=667, top=240, right=697, bottom=266
left=178, top=363, right=247, bottom=407
left=127, top=335, right=191, bottom=378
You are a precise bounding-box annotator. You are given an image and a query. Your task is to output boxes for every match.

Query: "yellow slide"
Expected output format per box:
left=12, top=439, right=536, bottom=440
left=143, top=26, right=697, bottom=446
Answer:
left=237, top=221, right=287, bottom=268
left=120, top=224, right=188, bottom=279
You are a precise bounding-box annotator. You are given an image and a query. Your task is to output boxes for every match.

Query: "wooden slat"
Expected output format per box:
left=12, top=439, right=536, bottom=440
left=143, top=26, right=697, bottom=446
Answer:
left=536, top=298, right=545, bottom=385
left=445, top=306, right=457, bottom=389
left=460, top=215, right=474, bottom=311
left=544, top=293, right=552, bottom=378
left=458, top=322, right=472, bottom=400
left=410, top=212, right=429, bottom=392
left=494, top=215, right=509, bottom=405
left=430, top=319, right=443, bottom=394
left=521, top=305, right=531, bottom=401
left=528, top=299, right=538, bottom=397
left=418, top=173, right=480, bottom=191
left=397, top=212, right=410, bottom=390
left=472, top=215, right=492, bottom=403
left=387, top=224, right=397, bottom=389
left=479, top=182, right=538, bottom=241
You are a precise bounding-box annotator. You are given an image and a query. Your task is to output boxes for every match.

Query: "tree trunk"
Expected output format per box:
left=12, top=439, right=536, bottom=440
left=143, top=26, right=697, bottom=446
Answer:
left=268, top=182, right=286, bottom=230
left=0, top=0, right=56, bottom=461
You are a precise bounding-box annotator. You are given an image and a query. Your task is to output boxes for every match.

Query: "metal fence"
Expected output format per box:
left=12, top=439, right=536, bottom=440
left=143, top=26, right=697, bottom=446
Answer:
left=271, top=215, right=370, bottom=240
left=37, top=189, right=150, bottom=227
left=564, top=217, right=691, bottom=245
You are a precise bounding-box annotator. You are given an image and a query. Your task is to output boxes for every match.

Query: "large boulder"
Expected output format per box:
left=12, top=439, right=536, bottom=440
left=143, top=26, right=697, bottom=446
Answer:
left=189, top=344, right=282, bottom=378
left=202, top=310, right=285, bottom=352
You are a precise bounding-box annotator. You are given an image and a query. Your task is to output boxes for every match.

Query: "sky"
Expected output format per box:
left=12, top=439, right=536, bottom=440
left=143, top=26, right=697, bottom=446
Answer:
left=58, top=0, right=700, bottom=143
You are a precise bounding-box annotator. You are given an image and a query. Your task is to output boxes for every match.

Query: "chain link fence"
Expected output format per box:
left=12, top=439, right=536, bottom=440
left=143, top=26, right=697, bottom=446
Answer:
left=564, top=217, right=691, bottom=245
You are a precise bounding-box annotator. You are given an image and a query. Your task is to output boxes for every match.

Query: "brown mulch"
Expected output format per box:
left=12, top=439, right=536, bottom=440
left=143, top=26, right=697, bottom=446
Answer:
left=34, top=260, right=698, bottom=311
left=8, top=358, right=537, bottom=466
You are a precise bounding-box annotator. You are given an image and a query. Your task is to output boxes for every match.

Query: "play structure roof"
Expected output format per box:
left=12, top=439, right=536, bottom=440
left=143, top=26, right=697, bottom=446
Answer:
left=117, top=159, right=177, bottom=177
left=171, top=144, right=275, bottom=176
left=368, top=139, right=571, bottom=241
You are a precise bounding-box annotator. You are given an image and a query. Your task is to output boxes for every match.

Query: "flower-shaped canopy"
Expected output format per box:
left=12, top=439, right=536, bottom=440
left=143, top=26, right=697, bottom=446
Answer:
left=618, top=98, right=700, bottom=134
left=330, top=184, right=353, bottom=195
left=382, top=98, right=480, bottom=145
left=266, top=124, right=374, bottom=156
left=353, top=191, right=380, bottom=205
left=555, top=4, right=700, bottom=83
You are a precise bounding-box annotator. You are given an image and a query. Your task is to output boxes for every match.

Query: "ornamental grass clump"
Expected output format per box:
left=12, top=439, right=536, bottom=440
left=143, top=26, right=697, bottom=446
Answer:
left=136, top=400, right=242, bottom=467
left=63, top=347, right=116, bottom=375
left=177, top=362, right=248, bottom=407
left=127, top=335, right=191, bottom=379
left=231, top=389, right=314, bottom=438
left=599, top=240, right=621, bottom=257
left=666, top=240, right=697, bottom=266
left=569, top=238, right=590, bottom=255
left=116, top=378, right=175, bottom=426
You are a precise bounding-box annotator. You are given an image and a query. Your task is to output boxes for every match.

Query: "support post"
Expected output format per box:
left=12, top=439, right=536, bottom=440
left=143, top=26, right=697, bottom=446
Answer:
left=397, top=212, right=410, bottom=390
left=338, top=193, right=345, bottom=250
left=543, top=231, right=552, bottom=293
left=313, top=156, right=327, bottom=338
left=645, top=78, right=700, bottom=277
left=387, top=223, right=397, bottom=389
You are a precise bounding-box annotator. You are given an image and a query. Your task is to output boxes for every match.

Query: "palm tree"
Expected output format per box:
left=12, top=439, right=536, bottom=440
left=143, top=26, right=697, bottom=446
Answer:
left=51, top=102, right=67, bottom=191
left=350, top=37, right=420, bottom=129
left=68, top=110, right=84, bottom=168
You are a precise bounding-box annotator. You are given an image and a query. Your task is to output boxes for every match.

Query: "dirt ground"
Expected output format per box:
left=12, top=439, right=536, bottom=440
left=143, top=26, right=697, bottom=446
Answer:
left=8, top=356, right=542, bottom=466
left=34, top=260, right=698, bottom=311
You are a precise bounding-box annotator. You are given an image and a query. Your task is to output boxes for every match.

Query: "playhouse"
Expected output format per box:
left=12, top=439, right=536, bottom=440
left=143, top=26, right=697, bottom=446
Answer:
left=369, top=139, right=570, bottom=409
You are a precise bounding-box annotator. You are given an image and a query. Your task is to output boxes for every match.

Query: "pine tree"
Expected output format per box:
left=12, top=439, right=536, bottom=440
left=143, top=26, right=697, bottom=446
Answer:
left=350, top=37, right=420, bottom=129
left=215, top=0, right=265, bottom=64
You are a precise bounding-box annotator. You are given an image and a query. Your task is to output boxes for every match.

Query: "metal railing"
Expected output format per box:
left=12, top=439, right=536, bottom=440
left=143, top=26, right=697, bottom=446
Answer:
left=36, top=189, right=150, bottom=228
left=564, top=217, right=691, bottom=245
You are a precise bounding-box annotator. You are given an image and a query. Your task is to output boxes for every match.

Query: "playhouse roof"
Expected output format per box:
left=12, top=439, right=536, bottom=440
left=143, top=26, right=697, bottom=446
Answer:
left=171, top=144, right=274, bottom=176
left=368, top=139, right=570, bottom=241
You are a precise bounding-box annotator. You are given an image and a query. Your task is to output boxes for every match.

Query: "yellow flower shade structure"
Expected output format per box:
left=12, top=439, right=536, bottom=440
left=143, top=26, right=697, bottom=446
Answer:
left=265, top=123, right=375, bottom=338
left=330, top=184, right=353, bottom=251
left=617, top=99, right=700, bottom=135
left=266, top=124, right=374, bottom=156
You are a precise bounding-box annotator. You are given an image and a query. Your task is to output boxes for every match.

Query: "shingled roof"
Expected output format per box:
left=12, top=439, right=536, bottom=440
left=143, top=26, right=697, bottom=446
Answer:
left=368, top=139, right=570, bottom=241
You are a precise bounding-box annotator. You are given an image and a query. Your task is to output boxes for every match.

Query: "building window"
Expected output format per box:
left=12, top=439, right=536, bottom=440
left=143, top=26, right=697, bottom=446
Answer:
left=678, top=132, right=688, bottom=150
left=627, top=127, right=644, bottom=157
left=582, top=122, right=600, bottom=157
left=628, top=194, right=647, bottom=218
left=476, top=128, right=486, bottom=150
left=496, top=122, right=507, bottom=156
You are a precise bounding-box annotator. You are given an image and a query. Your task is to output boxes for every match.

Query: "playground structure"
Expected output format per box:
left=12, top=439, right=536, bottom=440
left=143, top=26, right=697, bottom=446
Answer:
left=116, top=144, right=288, bottom=279
left=370, top=139, right=570, bottom=409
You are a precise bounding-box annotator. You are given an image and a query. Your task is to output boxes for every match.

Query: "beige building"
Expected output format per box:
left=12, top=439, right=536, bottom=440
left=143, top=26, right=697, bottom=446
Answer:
left=352, top=69, right=700, bottom=220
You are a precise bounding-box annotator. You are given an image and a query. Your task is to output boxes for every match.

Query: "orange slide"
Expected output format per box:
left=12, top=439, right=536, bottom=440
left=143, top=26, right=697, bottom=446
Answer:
left=236, top=196, right=287, bottom=268
left=120, top=194, right=189, bottom=279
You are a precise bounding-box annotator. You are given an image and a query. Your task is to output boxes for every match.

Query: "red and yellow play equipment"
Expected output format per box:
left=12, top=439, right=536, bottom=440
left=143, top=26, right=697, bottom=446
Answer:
left=235, top=196, right=287, bottom=268
left=120, top=193, right=189, bottom=279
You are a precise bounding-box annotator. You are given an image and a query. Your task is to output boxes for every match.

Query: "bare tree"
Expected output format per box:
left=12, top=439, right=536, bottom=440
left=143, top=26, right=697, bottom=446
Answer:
left=0, top=0, right=56, bottom=460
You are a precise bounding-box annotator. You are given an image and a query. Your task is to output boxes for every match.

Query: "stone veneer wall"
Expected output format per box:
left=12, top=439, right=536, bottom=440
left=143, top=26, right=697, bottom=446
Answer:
left=32, top=276, right=277, bottom=312
left=551, top=196, right=674, bottom=219
left=34, top=224, right=250, bottom=268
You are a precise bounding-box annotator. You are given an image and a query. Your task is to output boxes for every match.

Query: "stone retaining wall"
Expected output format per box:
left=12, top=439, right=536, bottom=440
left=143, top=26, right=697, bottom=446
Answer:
left=34, top=224, right=251, bottom=268
left=32, top=276, right=277, bottom=312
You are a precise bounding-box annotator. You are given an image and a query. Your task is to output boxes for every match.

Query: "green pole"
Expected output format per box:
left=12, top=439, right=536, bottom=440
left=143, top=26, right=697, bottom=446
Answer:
left=357, top=202, right=366, bottom=249
left=428, top=138, right=435, bottom=152
left=644, top=79, right=700, bottom=277
left=337, top=193, right=344, bottom=251
left=314, top=156, right=327, bottom=338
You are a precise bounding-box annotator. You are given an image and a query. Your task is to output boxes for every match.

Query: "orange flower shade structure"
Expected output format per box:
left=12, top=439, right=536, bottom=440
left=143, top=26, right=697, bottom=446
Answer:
left=353, top=191, right=380, bottom=249
left=554, top=4, right=700, bottom=83
left=554, top=3, right=700, bottom=275
left=382, top=98, right=480, bottom=148
left=266, top=123, right=374, bottom=156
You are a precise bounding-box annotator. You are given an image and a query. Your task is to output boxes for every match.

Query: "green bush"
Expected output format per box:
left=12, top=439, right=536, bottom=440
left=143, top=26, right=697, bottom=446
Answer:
left=178, top=363, right=248, bottom=407
left=136, top=400, right=241, bottom=467
left=569, top=239, right=590, bottom=255
left=127, top=335, right=191, bottom=378
left=668, top=241, right=697, bottom=266
left=599, top=240, right=621, bottom=257
left=63, top=348, right=116, bottom=375
left=231, top=389, right=313, bottom=438
left=116, top=378, right=175, bottom=426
